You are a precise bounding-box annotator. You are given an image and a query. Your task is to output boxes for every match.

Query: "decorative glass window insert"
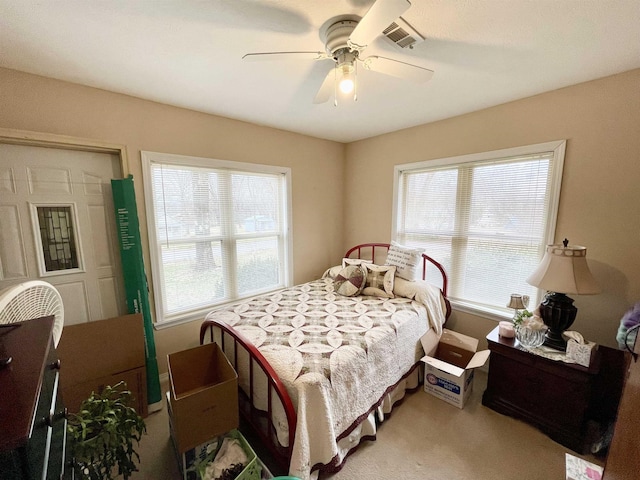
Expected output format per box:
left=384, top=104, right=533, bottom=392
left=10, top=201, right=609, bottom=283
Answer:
left=33, top=204, right=81, bottom=274
left=393, top=141, right=566, bottom=318
left=141, top=151, right=293, bottom=326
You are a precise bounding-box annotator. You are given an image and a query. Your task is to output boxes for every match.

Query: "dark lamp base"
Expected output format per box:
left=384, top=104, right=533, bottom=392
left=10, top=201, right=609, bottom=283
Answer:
left=538, top=292, right=577, bottom=351
left=543, top=329, right=569, bottom=351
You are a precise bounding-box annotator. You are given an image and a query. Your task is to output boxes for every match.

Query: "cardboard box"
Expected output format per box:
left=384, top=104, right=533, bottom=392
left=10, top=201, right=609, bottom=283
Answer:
left=168, top=342, right=239, bottom=453
left=167, top=391, right=222, bottom=480
left=168, top=393, right=272, bottom=480
left=57, top=313, right=148, bottom=416
left=420, top=328, right=490, bottom=408
left=62, top=366, right=146, bottom=415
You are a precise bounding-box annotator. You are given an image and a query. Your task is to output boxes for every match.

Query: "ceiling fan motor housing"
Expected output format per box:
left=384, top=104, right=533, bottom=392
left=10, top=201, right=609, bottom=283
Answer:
left=324, top=20, right=358, bottom=57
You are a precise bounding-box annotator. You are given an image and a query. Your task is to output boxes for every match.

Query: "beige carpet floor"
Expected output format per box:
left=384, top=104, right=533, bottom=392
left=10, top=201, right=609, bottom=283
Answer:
left=130, top=370, right=604, bottom=480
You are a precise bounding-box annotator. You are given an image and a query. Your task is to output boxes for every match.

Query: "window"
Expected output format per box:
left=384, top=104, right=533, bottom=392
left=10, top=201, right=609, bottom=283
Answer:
left=393, top=141, right=566, bottom=318
left=30, top=203, right=83, bottom=276
left=141, top=152, right=292, bottom=326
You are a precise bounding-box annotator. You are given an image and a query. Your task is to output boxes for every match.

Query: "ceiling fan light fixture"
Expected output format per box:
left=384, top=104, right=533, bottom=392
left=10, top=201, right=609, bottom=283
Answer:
left=335, top=50, right=358, bottom=99
left=338, top=63, right=355, bottom=94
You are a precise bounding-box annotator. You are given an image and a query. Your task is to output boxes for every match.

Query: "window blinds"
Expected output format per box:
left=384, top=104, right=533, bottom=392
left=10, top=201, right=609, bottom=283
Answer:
left=144, top=156, right=289, bottom=324
left=396, top=150, right=560, bottom=314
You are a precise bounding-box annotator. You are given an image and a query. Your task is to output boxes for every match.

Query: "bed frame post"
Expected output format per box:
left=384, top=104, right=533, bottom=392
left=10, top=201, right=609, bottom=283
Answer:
left=199, top=320, right=297, bottom=473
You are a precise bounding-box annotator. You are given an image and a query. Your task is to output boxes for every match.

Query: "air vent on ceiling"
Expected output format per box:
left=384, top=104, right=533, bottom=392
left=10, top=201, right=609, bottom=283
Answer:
left=382, top=17, right=424, bottom=49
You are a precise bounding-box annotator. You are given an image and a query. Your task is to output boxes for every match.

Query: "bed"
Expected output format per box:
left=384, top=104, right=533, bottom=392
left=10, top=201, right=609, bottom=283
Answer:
left=199, top=243, right=451, bottom=479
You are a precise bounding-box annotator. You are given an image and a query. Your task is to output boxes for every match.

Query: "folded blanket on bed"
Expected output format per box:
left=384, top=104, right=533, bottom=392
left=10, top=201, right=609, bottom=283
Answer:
left=392, top=277, right=446, bottom=335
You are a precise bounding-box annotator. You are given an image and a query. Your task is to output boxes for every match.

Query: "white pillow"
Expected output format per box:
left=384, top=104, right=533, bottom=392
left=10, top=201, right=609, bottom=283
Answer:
left=385, top=241, right=423, bottom=281
left=342, top=257, right=373, bottom=268
left=322, top=265, right=344, bottom=279
left=362, top=264, right=396, bottom=298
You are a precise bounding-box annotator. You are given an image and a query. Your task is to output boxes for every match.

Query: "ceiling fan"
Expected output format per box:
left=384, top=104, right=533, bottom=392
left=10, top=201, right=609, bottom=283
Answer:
left=243, top=0, right=434, bottom=105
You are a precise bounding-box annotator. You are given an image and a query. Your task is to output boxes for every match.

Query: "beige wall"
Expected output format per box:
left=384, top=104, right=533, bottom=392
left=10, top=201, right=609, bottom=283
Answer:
left=2, top=67, right=638, bottom=369
left=345, top=68, right=640, bottom=349
left=0, top=67, right=345, bottom=372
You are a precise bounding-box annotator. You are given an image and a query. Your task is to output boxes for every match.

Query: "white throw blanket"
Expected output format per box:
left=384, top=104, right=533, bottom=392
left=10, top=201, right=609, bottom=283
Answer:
left=392, top=276, right=446, bottom=335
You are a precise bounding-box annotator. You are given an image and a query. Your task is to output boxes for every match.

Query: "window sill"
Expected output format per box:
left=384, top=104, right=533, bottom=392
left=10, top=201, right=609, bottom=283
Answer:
left=153, top=286, right=290, bottom=330
left=153, top=311, right=206, bottom=330
left=451, top=300, right=513, bottom=323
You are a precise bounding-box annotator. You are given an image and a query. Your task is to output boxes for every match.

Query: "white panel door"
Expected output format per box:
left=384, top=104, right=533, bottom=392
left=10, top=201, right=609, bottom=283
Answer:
left=0, top=143, right=126, bottom=325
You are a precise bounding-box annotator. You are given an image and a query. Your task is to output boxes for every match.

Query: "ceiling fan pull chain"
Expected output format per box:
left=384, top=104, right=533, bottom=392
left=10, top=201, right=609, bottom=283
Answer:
left=354, top=60, right=358, bottom=102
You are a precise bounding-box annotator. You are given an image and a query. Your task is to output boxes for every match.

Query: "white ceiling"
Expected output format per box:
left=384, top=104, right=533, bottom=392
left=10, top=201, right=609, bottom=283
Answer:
left=1, top=1, right=639, bottom=143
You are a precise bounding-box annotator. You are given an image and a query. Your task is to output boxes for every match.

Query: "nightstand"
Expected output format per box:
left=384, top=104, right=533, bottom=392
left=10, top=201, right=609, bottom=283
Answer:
left=482, top=325, right=622, bottom=454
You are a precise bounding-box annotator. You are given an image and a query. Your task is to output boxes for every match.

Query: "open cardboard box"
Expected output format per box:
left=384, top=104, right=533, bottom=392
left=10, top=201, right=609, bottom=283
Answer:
left=57, top=313, right=148, bottom=416
left=420, top=328, right=490, bottom=408
left=166, top=391, right=221, bottom=480
left=167, top=342, right=239, bottom=453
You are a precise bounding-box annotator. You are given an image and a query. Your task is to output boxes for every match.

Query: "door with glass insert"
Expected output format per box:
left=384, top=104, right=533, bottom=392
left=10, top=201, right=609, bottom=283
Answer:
left=0, top=143, right=125, bottom=325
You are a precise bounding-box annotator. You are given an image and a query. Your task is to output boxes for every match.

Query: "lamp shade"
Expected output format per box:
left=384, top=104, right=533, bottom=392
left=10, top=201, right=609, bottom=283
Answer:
left=507, top=294, right=528, bottom=309
left=526, top=240, right=600, bottom=295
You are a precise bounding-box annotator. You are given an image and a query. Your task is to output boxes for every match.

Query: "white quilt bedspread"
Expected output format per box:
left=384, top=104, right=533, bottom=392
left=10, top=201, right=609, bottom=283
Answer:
left=205, top=275, right=446, bottom=479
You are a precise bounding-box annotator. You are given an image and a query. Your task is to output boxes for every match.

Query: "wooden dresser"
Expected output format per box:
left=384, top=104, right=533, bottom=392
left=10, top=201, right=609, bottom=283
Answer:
left=0, top=315, right=71, bottom=479
left=482, top=325, right=624, bottom=454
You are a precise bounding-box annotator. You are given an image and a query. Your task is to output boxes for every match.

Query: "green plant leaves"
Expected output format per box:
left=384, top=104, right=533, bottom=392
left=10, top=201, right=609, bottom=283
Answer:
left=67, top=381, right=147, bottom=479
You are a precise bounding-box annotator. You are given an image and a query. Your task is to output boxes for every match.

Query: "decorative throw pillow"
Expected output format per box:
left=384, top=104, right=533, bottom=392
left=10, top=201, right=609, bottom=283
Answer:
left=362, top=264, right=396, bottom=298
left=334, top=265, right=367, bottom=297
left=384, top=241, right=423, bottom=281
left=322, top=265, right=344, bottom=280
left=341, top=257, right=373, bottom=268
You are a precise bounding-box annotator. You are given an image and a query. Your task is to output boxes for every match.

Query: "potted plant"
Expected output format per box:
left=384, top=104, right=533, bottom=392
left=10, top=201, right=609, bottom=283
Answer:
left=513, top=308, right=533, bottom=327
left=67, top=381, right=146, bottom=479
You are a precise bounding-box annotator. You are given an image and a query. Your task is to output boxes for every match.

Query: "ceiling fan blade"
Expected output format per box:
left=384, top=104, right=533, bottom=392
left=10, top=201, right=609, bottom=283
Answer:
left=243, top=51, right=331, bottom=61
left=313, top=68, right=335, bottom=104
left=362, top=56, right=434, bottom=83
left=349, top=0, right=411, bottom=51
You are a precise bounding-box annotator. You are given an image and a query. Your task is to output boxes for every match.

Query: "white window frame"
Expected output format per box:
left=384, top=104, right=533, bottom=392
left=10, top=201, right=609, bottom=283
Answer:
left=141, top=151, right=293, bottom=328
left=392, top=140, right=566, bottom=321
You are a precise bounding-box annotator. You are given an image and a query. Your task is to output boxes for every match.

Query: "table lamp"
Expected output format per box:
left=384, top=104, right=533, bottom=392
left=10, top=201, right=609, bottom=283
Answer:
left=526, top=238, right=600, bottom=351
left=507, top=294, right=529, bottom=322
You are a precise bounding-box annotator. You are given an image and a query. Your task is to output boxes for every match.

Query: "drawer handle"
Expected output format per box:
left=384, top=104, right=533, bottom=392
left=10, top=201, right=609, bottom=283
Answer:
left=50, top=359, right=61, bottom=370
left=44, top=407, right=68, bottom=427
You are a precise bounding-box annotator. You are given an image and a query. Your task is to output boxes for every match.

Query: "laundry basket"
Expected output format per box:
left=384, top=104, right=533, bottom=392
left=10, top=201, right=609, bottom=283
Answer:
left=198, top=429, right=261, bottom=480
